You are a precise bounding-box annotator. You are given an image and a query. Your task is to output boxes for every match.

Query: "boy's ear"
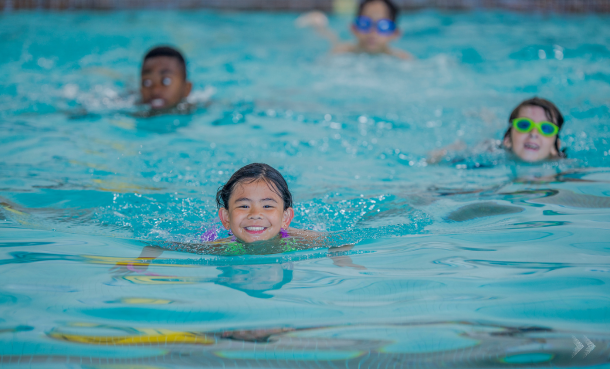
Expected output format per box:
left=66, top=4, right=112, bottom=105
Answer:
left=503, top=135, right=512, bottom=149
left=282, top=207, right=295, bottom=229
left=218, top=208, right=231, bottom=230
left=183, top=81, right=192, bottom=99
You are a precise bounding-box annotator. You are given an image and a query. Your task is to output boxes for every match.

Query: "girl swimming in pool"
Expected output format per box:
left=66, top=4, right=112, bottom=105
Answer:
left=212, top=162, right=321, bottom=253
left=111, top=163, right=363, bottom=277
left=428, top=97, right=566, bottom=164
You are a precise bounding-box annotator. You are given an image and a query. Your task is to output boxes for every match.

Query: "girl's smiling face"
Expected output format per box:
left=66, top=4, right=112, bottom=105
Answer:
left=503, top=105, right=560, bottom=162
left=218, top=179, right=294, bottom=244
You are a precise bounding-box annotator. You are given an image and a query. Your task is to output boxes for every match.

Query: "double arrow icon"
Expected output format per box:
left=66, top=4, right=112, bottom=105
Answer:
left=572, top=336, right=595, bottom=358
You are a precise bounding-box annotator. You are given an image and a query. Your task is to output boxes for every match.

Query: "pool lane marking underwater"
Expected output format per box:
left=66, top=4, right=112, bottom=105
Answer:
left=3, top=322, right=606, bottom=367
left=48, top=328, right=215, bottom=346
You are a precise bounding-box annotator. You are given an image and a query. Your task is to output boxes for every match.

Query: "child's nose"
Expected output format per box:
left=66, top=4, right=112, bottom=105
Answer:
left=152, top=84, right=164, bottom=94
left=248, top=208, right=263, bottom=219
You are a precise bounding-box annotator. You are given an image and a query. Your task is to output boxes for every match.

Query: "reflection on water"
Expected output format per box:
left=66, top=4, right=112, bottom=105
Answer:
left=215, top=264, right=293, bottom=299
left=446, top=202, right=524, bottom=221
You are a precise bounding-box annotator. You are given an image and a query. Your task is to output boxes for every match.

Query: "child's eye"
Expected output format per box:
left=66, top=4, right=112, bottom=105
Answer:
left=142, top=79, right=152, bottom=88
left=162, top=77, right=172, bottom=86
left=263, top=205, right=274, bottom=208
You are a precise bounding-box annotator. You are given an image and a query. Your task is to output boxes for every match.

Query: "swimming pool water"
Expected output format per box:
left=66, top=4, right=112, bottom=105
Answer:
left=1, top=9, right=610, bottom=368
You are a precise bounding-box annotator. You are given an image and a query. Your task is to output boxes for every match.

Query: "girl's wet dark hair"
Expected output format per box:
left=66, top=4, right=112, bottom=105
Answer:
left=503, top=97, right=566, bottom=158
left=216, top=163, right=293, bottom=210
left=357, top=0, right=398, bottom=23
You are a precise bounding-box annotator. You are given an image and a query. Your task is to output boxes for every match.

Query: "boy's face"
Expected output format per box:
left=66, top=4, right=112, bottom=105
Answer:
left=140, top=56, right=192, bottom=110
left=352, top=1, right=399, bottom=53
left=503, top=105, right=560, bottom=162
left=219, top=179, right=294, bottom=244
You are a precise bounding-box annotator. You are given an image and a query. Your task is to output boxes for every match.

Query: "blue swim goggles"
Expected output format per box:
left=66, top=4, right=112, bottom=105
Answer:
left=354, top=16, right=396, bottom=34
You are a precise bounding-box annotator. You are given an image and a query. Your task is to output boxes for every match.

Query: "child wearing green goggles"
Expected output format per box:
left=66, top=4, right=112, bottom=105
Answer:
left=502, top=97, right=565, bottom=162
left=428, top=97, right=565, bottom=165
left=511, top=117, right=559, bottom=137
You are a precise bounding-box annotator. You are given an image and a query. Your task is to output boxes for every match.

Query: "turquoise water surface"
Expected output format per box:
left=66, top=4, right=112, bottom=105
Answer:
left=1, top=10, right=610, bottom=368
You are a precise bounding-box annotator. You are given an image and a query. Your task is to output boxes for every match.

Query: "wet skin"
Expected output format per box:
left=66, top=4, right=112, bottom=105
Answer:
left=140, top=56, right=192, bottom=110
left=503, top=105, right=561, bottom=162
left=351, top=0, right=400, bottom=54
left=219, top=180, right=294, bottom=244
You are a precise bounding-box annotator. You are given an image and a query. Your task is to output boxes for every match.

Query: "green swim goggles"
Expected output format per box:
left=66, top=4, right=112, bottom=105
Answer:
left=512, top=118, right=559, bottom=137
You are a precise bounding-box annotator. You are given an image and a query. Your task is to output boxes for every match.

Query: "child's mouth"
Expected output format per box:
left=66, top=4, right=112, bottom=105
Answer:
left=244, top=226, right=267, bottom=235
left=524, top=142, right=540, bottom=151
left=150, top=98, right=165, bottom=109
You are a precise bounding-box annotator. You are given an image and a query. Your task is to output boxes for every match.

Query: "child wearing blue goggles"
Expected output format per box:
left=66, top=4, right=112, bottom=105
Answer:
left=296, top=0, right=414, bottom=60
left=353, top=16, right=396, bottom=34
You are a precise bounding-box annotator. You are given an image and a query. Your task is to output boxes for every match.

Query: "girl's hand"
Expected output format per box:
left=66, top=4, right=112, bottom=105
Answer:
left=328, top=244, right=366, bottom=270
left=109, top=246, right=164, bottom=276
left=427, top=139, right=467, bottom=164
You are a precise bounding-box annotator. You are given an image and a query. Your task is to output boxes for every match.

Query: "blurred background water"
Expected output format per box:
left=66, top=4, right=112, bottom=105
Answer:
left=1, top=9, right=610, bottom=368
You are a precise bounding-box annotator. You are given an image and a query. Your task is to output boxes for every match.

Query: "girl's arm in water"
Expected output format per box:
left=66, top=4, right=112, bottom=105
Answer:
left=109, top=245, right=165, bottom=275
left=287, top=227, right=366, bottom=270
left=426, top=139, right=502, bottom=164
left=328, top=244, right=365, bottom=270
left=115, top=229, right=365, bottom=270
left=427, top=140, right=468, bottom=164
left=286, top=227, right=324, bottom=240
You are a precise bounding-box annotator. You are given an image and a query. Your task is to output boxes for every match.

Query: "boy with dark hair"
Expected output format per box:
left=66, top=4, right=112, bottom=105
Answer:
left=296, top=0, right=413, bottom=59
left=140, top=46, right=192, bottom=110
